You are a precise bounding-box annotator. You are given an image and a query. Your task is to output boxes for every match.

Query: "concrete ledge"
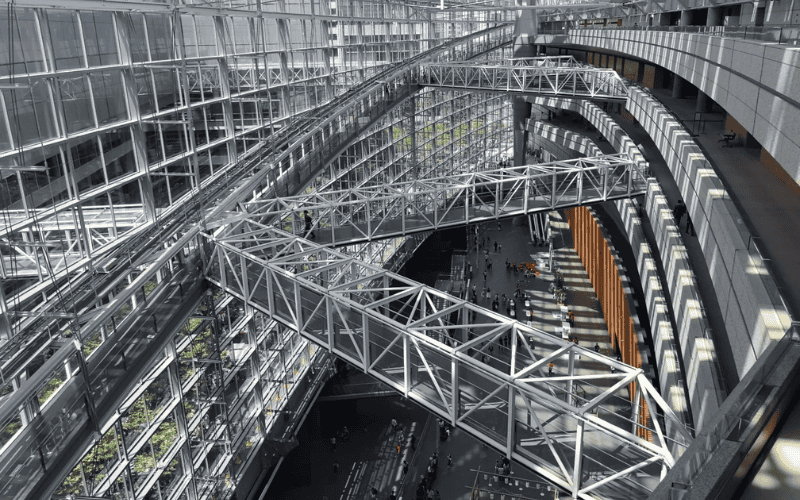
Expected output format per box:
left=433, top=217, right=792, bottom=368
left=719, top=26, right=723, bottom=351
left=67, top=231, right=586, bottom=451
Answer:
left=644, top=179, right=724, bottom=433
left=615, top=197, right=693, bottom=445
left=626, top=86, right=792, bottom=380
left=649, top=327, right=800, bottom=500
left=537, top=29, right=800, bottom=183
left=530, top=94, right=717, bottom=432
left=527, top=120, right=602, bottom=158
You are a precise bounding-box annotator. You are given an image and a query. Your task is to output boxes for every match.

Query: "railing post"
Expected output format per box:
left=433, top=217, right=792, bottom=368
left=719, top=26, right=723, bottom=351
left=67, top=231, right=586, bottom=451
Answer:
left=506, top=385, right=515, bottom=458
left=451, top=359, right=459, bottom=426
left=366, top=199, right=371, bottom=239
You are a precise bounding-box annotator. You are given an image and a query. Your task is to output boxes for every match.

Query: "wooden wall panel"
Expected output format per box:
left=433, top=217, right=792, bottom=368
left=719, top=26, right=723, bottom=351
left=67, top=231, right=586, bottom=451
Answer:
left=565, top=207, right=652, bottom=440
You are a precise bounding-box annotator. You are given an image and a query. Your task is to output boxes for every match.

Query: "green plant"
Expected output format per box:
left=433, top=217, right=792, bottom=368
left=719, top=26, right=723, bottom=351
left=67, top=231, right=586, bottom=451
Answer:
left=37, top=372, right=65, bottom=407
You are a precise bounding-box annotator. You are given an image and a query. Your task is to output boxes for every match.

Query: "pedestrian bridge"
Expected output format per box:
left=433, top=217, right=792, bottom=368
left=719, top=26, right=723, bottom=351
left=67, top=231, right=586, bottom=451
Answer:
left=204, top=222, right=692, bottom=500
left=239, top=154, right=647, bottom=247
left=421, top=56, right=629, bottom=101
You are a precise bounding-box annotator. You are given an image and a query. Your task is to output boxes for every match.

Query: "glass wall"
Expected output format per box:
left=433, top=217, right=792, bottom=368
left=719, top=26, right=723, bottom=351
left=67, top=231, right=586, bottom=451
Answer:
left=0, top=2, right=514, bottom=500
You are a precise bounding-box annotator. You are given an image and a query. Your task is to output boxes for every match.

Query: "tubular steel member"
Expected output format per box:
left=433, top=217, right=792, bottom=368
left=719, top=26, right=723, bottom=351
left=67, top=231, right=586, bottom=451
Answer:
left=205, top=220, right=693, bottom=500
left=421, top=57, right=629, bottom=101
left=243, top=154, right=647, bottom=247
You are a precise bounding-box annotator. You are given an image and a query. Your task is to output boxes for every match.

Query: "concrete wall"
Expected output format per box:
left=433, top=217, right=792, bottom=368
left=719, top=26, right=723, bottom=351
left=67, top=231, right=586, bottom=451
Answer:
left=614, top=197, right=696, bottom=439
left=625, top=86, right=793, bottom=378
left=529, top=97, right=707, bottom=432
left=527, top=121, right=602, bottom=158
left=535, top=30, right=800, bottom=184
left=530, top=95, right=724, bottom=431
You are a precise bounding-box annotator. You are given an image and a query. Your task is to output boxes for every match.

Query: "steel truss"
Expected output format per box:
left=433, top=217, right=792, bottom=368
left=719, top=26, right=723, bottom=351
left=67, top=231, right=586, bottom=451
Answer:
left=1, top=25, right=512, bottom=320
left=0, top=207, right=148, bottom=279
left=241, top=154, right=647, bottom=247
left=422, top=57, right=629, bottom=100
left=205, top=221, right=692, bottom=500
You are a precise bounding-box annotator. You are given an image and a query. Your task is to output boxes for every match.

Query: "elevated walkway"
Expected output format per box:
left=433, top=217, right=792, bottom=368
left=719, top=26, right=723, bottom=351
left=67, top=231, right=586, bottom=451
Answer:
left=205, top=222, right=692, bottom=500
left=421, top=56, right=629, bottom=101
left=243, top=154, right=647, bottom=247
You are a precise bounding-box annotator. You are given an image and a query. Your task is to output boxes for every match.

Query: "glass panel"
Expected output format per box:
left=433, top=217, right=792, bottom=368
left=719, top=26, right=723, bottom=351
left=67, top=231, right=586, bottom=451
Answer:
left=194, top=16, right=217, bottom=57
left=129, top=13, right=149, bottom=63
left=48, top=10, right=83, bottom=70
left=146, top=14, right=174, bottom=61
left=91, top=71, right=127, bottom=126
left=60, top=76, right=94, bottom=134
left=0, top=8, right=45, bottom=77
left=180, top=15, right=198, bottom=59
left=71, top=137, right=104, bottom=194
left=81, top=11, right=118, bottom=66
left=102, top=128, right=137, bottom=182
left=4, top=80, right=59, bottom=149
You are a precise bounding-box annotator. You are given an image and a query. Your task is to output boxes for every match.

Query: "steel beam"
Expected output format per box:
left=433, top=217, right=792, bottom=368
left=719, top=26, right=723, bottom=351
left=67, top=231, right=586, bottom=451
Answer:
left=205, top=221, right=693, bottom=499
left=422, top=57, right=629, bottom=100
left=246, top=154, right=647, bottom=247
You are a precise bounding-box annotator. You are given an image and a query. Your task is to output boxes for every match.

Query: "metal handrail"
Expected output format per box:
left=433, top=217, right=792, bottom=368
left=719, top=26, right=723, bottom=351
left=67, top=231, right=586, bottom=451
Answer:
left=537, top=24, right=800, bottom=45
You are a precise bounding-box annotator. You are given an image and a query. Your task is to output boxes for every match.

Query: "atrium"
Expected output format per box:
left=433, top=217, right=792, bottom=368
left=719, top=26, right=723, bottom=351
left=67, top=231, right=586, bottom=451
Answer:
left=0, top=1, right=799, bottom=500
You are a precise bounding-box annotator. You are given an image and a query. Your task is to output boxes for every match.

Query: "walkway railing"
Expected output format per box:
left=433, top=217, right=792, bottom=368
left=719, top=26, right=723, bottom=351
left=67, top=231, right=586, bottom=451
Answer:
left=421, top=58, right=629, bottom=100
left=244, top=154, right=647, bottom=247
left=204, top=221, right=694, bottom=500
left=538, top=24, right=800, bottom=44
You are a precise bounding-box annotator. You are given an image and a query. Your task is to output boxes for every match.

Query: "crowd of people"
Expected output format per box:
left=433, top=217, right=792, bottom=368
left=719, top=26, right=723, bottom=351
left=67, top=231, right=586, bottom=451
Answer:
left=414, top=452, right=442, bottom=500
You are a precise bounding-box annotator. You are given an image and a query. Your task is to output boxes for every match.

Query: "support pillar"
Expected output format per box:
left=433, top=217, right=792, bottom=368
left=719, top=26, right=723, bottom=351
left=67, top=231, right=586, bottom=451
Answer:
left=707, top=7, right=721, bottom=26
left=636, top=60, right=646, bottom=84
left=672, top=74, right=683, bottom=99
left=0, top=286, right=10, bottom=342
left=696, top=90, right=710, bottom=113
left=514, top=97, right=532, bottom=167
left=680, top=10, right=692, bottom=26
left=572, top=421, right=584, bottom=498
left=514, top=8, right=537, bottom=57
left=653, top=66, right=667, bottom=89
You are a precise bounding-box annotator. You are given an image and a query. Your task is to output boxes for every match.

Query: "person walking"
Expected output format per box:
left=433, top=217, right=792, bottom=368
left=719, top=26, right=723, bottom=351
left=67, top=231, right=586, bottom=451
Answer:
left=594, top=343, right=600, bottom=353
left=303, top=210, right=314, bottom=239
left=494, top=241, right=498, bottom=252
left=416, top=482, right=427, bottom=500
left=333, top=461, right=339, bottom=474
left=409, top=434, right=416, bottom=450
left=672, top=200, right=686, bottom=226
left=447, top=454, right=453, bottom=468
left=402, top=460, right=409, bottom=477
left=548, top=362, right=554, bottom=376
left=569, top=311, right=575, bottom=327
left=427, top=463, right=436, bottom=483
